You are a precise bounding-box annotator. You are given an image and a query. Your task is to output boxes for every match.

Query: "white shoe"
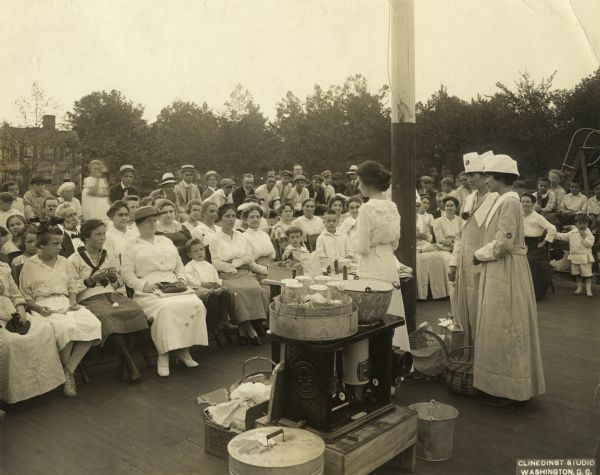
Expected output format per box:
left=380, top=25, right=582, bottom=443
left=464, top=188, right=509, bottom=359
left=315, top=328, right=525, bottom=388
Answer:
left=157, top=353, right=170, bottom=377
left=176, top=348, right=199, bottom=368
left=63, top=369, right=77, bottom=397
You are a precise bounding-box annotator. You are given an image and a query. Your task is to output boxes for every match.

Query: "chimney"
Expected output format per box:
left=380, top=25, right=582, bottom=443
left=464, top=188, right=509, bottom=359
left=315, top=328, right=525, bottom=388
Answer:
left=42, top=115, right=56, bottom=131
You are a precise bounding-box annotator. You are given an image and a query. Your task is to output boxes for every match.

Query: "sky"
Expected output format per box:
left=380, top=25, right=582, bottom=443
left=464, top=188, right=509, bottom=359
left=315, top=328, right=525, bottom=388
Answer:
left=1, top=0, right=598, bottom=125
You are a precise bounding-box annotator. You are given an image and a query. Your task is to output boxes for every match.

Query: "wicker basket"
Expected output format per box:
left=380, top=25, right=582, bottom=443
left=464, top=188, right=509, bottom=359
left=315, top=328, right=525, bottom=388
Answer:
left=443, top=346, right=478, bottom=396
left=409, top=329, right=449, bottom=377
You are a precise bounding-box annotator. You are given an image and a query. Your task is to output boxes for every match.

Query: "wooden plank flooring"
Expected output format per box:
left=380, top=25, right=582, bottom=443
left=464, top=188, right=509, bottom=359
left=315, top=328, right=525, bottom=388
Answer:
left=1, top=281, right=598, bottom=475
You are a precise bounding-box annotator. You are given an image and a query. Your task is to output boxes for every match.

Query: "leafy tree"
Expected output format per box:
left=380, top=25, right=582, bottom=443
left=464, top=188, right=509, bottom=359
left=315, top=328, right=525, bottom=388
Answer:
left=150, top=100, right=220, bottom=174
left=67, top=90, right=149, bottom=179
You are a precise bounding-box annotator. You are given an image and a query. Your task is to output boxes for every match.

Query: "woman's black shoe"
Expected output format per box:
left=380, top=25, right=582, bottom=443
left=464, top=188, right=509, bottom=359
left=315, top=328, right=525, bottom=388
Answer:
left=250, top=336, right=262, bottom=346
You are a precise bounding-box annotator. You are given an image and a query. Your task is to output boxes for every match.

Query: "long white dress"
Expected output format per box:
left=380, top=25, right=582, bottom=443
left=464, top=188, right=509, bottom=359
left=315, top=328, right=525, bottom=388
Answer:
left=19, top=255, right=102, bottom=350
left=416, top=214, right=450, bottom=300
left=0, top=263, right=65, bottom=403
left=82, top=176, right=110, bottom=222
left=121, top=235, right=208, bottom=354
left=473, top=192, right=545, bottom=400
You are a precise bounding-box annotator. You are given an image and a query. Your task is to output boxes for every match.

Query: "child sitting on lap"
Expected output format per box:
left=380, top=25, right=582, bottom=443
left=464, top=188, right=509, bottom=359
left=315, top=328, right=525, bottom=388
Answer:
left=184, top=239, right=235, bottom=330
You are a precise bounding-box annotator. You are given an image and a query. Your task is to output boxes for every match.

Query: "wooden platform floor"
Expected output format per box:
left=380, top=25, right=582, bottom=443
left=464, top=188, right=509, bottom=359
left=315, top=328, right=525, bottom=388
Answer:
left=1, top=281, right=598, bottom=475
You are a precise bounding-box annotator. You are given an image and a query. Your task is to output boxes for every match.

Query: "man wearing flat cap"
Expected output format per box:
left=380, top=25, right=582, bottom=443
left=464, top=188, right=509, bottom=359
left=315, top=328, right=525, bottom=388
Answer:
left=307, top=175, right=327, bottom=205
left=23, top=176, right=52, bottom=219
left=174, top=165, right=202, bottom=213
left=109, top=164, right=140, bottom=203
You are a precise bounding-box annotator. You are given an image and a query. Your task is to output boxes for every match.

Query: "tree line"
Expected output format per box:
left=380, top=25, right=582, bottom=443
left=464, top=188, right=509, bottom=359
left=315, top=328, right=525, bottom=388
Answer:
left=10, top=68, right=600, bottom=189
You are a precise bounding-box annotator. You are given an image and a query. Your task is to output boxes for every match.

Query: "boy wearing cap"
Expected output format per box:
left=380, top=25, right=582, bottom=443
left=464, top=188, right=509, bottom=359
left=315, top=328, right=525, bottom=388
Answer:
left=321, top=170, right=335, bottom=202
left=23, top=177, right=52, bottom=219
left=307, top=175, right=327, bottom=205
left=255, top=175, right=281, bottom=218
left=109, top=165, right=139, bottom=203
left=285, top=175, right=309, bottom=213
left=204, top=178, right=235, bottom=207
left=275, top=170, right=293, bottom=199
left=174, top=165, right=202, bottom=213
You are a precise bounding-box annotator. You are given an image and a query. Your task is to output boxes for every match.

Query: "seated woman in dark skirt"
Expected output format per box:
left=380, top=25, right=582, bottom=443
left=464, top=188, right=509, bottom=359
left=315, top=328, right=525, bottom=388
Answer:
left=209, top=204, right=269, bottom=346
left=521, top=193, right=557, bottom=300
left=68, top=219, right=149, bottom=382
left=155, top=199, right=192, bottom=264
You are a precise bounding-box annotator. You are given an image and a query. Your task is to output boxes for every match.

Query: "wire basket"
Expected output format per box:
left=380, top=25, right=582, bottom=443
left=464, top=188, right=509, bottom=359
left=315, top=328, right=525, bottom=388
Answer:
left=409, top=328, right=449, bottom=377
left=443, top=346, right=478, bottom=396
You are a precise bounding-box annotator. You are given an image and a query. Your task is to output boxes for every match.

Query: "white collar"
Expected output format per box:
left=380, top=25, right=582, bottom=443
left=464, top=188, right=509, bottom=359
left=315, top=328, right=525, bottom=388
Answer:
left=484, top=191, right=518, bottom=229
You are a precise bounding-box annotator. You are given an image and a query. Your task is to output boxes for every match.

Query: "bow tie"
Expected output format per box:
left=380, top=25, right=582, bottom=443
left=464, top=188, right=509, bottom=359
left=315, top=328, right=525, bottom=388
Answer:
left=69, top=232, right=81, bottom=240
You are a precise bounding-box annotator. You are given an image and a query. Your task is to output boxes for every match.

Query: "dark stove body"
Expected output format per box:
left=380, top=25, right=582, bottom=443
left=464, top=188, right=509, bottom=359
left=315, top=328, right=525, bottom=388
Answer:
left=269, top=315, right=405, bottom=443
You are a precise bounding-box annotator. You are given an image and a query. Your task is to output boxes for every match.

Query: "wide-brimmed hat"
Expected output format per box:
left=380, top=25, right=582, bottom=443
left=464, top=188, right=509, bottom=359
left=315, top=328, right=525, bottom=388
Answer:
left=119, top=164, right=135, bottom=174
left=131, top=206, right=166, bottom=222
left=160, top=172, right=177, bottom=186
left=483, top=154, right=520, bottom=176
left=56, top=181, right=76, bottom=196
left=346, top=165, right=358, bottom=175
left=293, top=175, right=307, bottom=184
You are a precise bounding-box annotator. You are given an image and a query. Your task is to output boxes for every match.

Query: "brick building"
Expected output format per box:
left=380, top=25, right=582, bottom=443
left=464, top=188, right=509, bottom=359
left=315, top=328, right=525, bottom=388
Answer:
left=0, top=115, right=81, bottom=192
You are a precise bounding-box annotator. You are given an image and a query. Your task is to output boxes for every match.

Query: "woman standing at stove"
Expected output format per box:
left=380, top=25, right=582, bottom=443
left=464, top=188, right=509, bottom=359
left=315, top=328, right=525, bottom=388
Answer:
left=352, top=161, right=401, bottom=285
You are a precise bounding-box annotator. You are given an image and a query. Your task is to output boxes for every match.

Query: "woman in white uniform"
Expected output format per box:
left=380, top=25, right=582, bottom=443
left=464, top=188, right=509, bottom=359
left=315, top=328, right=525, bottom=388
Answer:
left=121, top=206, right=208, bottom=377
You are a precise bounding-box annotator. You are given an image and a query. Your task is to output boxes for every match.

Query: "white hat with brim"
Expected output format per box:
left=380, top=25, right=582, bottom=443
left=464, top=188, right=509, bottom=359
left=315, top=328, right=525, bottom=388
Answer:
left=483, top=154, right=520, bottom=176
left=181, top=165, right=196, bottom=171
left=119, top=164, right=135, bottom=174
left=462, top=152, right=481, bottom=173
left=160, top=172, right=177, bottom=186
left=346, top=165, right=358, bottom=175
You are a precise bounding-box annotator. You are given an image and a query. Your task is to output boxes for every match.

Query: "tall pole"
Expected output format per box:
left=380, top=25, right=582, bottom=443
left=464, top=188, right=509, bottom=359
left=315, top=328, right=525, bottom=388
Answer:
left=390, top=0, right=416, bottom=334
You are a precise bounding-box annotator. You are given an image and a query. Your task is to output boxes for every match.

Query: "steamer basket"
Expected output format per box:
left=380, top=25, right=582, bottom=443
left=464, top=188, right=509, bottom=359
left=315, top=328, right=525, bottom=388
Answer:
left=269, top=296, right=358, bottom=341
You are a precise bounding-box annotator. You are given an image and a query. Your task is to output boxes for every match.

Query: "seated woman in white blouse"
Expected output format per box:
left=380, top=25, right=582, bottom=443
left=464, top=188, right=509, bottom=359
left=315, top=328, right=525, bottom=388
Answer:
left=416, top=201, right=451, bottom=300
left=121, top=206, right=208, bottom=377
left=521, top=193, right=557, bottom=300
left=242, top=205, right=276, bottom=274
left=291, top=198, right=324, bottom=243
left=209, top=204, right=269, bottom=346
left=270, top=202, right=295, bottom=240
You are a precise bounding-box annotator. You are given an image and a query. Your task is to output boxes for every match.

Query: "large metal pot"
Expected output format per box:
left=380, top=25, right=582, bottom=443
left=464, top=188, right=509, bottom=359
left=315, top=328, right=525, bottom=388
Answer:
left=343, top=278, right=395, bottom=324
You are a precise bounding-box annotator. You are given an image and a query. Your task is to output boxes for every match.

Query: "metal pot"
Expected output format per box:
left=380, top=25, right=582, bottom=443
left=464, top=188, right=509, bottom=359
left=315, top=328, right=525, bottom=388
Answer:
left=343, top=278, right=395, bottom=324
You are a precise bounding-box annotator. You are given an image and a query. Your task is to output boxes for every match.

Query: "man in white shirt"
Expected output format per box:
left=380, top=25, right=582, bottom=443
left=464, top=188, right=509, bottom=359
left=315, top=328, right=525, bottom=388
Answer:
left=286, top=175, right=310, bottom=213
left=174, top=165, right=202, bottom=213
left=275, top=170, right=293, bottom=200
left=255, top=174, right=281, bottom=218
left=558, top=181, right=587, bottom=227
left=315, top=210, right=353, bottom=269
left=321, top=170, right=336, bottom=203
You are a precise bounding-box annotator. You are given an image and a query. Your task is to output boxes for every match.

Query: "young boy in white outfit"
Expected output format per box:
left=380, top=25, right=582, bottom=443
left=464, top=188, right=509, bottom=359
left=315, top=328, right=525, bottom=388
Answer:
left=554, top=214, right=595, bottom=297
left=315, top=210, right=353, bottom=269
left=184, top=239, right=235, bottom=330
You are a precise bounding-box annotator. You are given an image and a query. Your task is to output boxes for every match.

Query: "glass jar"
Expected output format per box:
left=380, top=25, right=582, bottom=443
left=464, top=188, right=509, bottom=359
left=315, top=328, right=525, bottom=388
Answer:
left=314, top=275, right=332, bottom=286
left=327, top=281, right=345, bottom=302
left=280, top=278, right=299, bottom=287
left=296, top=275, right=313, bottom=292
left=282, top=282, right=304, bottom=306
